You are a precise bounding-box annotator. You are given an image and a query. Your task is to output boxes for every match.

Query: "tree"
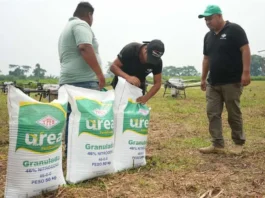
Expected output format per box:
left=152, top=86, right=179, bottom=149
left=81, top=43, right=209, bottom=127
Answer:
left=32, top=63, right=47, bottom=78
left=9, top=64, right=31, bottom=77
left=251, top=55, right=265, bottom=76
left=162, top=65, right=199, bottom=77
left=181, top=66, right=199, bottom=76
left=162, top=66, right=180, bottom=76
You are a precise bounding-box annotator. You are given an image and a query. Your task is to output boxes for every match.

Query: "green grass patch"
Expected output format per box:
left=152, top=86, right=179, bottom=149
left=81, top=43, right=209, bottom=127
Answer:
left=0, top=80, right=265, bottom=197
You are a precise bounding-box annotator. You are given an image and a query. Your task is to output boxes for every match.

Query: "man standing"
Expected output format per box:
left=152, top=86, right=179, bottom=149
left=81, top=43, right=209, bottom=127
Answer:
left=110, top=40, right=165, bottom=104
left=198, top=5, right=251, bottom=154
left=58, top=2, right=105, bottom=153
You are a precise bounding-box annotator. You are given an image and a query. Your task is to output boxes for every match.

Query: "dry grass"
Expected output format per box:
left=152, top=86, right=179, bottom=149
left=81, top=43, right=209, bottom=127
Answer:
left=0, top=81, right=265, bottom=197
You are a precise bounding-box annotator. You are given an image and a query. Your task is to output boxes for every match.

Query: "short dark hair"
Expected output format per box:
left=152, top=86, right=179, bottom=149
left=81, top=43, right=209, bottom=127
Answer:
left=73, top=2, right=94, bottom=17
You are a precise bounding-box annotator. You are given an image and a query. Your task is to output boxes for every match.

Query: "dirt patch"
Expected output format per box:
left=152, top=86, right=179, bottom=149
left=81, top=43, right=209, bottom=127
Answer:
left=1, top=82, right=265, bottom=197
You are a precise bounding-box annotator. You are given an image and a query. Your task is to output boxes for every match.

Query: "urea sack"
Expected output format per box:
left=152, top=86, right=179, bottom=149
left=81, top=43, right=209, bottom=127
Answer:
left=5, top=85, right=67, bottom=198
left=64, top=85, right=115, bottom=184
left=113, top=77, right=150, bottom=172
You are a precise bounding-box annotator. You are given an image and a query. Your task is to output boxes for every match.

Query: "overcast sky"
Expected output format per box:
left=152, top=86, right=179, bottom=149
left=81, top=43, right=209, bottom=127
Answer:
left=0, top=0, right=265, bottom=76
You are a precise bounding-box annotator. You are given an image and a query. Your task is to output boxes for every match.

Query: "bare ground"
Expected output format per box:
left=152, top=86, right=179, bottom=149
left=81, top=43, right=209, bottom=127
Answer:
left=1, top=82, right=265, bottom=198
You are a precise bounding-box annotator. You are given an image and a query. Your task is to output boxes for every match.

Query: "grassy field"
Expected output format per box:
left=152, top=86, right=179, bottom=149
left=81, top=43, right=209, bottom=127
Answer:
left=0, top=81, right=265, bottom=197
left=1, top=76, right=265, bottom=88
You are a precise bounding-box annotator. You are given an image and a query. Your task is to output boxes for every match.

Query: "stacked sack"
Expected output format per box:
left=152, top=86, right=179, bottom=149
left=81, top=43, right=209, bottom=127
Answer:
left=4, top=77, right=151, bottom=197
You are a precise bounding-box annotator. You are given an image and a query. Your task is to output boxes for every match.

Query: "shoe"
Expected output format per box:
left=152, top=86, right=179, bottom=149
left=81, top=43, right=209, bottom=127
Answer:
left=230, top=145, right=243, bottom=155
left=199, top=145, right=225, bottom=154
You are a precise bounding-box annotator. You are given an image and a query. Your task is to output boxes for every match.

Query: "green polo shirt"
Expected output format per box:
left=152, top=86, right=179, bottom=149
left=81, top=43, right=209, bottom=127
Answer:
left=58, top=17, right=102, bottom=84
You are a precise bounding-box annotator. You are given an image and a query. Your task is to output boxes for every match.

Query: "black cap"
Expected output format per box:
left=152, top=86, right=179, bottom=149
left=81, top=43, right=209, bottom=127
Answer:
left=146, top=39, right=165, bottom=65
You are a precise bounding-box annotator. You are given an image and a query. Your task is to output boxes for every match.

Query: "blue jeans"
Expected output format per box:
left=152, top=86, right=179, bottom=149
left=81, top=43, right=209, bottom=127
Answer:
left=61, top=81, right=99, bottom=155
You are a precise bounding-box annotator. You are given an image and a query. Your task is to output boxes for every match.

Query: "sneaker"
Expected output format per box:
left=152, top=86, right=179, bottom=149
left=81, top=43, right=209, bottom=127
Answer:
left=230, top=145, right=243, bottom=155
left=199, top=145, right=225, bottom=154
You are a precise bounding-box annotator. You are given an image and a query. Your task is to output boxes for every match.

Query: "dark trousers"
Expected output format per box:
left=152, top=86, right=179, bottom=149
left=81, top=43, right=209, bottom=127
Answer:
left=206, top=83, right=245, bottom=148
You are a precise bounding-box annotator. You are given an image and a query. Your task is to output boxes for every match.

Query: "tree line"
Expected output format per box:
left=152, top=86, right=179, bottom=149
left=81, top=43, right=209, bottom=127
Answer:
left=163, top=54, right=265, bottom=77
left=0, top=54, right=264, bottom=81
left=0, top=63, right=58, bottom=81
left=105, top=62, right=200, bottom=77
left=8, top=63, right=47, bottom=78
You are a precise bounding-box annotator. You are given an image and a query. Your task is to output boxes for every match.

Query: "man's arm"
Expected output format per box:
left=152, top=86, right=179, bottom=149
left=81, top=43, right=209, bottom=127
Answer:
left=110, top=58, right=140, bottom=87
left=136, top=73, right=161, bottom=104
left=78, top=44, right=105, bottom=89
left=72, top=22, right=105, bottom=89
left=240, top=44, right=251, bottom=86
left=201, top=55, right=209, bottom=91
left=232, top=24, right=250, bottom=86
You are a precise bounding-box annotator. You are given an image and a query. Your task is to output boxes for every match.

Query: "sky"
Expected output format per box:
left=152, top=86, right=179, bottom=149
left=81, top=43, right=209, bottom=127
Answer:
left=0, top=0, right=265, bottom=76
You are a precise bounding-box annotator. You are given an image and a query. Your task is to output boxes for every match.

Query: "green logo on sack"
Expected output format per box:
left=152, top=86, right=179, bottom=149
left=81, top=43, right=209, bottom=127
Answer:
left=123, top=100, right=150, bottom=135
left=76, top=98, right=114, bottom=138
left=16, top=102, right=66, bottom=153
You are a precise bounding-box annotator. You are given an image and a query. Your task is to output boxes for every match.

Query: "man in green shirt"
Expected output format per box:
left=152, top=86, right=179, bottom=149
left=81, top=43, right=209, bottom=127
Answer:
left=58, top=2, right=105, bottom=154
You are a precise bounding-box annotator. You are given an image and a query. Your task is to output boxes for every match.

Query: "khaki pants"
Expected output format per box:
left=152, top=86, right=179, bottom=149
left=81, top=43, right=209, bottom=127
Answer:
left=206, top=83, right=245, bottom=148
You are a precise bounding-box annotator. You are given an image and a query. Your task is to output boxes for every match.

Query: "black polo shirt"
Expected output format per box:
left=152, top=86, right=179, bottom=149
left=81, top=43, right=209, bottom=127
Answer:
left=111, top=42, right=162, bottom=91
left=203, top=21, right=249, bottom=85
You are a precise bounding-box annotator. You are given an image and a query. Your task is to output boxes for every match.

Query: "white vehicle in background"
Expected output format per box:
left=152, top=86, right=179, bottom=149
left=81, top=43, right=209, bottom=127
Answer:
left=163, top=78, right=201, bottom=98
left=1, top=81, right=16, bottom=94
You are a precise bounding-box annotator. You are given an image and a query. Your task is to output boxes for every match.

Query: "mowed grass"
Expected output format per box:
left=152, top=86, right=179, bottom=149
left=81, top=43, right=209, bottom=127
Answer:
left=0, top=81, right=265, bottom=197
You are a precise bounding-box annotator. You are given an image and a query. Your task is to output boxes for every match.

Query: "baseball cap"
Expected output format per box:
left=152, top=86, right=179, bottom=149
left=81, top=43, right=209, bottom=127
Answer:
left=146, top=39, right=165, bottom=65
left=198, top=5, right=222, bottom=19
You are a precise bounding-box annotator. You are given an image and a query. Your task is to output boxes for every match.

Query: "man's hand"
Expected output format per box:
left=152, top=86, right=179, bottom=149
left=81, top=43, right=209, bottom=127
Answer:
left=241, top=71, right=251, bottom=86
left=201, top=79, right=207, bottom=91
left=136, top=95, right=149, bottom=104
left=240, top=44, right=251, bottom=86
left=126, top=76, right=141, bottom=87
left=97, top=73, right=105, bottom=90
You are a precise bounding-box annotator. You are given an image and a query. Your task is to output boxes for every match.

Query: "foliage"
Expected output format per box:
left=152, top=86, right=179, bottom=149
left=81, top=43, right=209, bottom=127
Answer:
left=8, top=64, right=31, bottom=77
left=251, top=54, right=265, bottom=76
left=162, top=66, right=199, bottom=77
left=31, top=63, right=47, bottom=78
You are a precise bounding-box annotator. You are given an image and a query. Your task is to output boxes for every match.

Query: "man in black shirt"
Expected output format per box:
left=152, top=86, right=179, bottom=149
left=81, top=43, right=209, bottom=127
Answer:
left=110, top=39, right=165, bottom=104
left=198, top=5, right=251, bottom=155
